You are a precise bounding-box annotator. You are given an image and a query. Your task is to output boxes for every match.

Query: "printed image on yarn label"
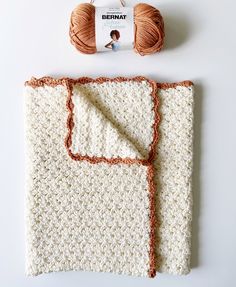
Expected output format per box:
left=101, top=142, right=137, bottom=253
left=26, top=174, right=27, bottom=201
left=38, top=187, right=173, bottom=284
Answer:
left=95, top=7, right=134, bottom=52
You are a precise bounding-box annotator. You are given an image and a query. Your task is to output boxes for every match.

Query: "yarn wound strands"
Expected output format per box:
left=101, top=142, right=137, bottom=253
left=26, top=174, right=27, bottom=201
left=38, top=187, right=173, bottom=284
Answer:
left=69, top=3, right=165, bottom=55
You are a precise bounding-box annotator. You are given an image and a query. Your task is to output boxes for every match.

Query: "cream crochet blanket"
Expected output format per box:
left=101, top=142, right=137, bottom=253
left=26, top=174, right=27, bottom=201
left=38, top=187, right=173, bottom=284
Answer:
left=24, top=76, right=194, bottom=277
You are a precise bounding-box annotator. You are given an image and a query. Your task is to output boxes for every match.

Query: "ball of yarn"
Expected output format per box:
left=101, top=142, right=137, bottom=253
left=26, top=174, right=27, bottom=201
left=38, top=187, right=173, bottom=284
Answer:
left=69, top=3, right=165, bottom=56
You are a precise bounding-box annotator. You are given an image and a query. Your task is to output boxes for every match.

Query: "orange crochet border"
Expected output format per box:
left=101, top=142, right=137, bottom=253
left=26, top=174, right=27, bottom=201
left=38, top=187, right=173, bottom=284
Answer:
left=25, top=76, right=193, bottom=278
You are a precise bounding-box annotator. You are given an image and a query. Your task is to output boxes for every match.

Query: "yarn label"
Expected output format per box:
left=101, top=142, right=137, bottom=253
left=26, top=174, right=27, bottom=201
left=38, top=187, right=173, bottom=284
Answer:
left=95, top=7, right=134, bottom=52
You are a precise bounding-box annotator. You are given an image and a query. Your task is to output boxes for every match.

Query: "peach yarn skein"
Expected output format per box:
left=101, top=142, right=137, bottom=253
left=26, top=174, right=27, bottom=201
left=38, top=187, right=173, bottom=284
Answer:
left=69, top=3, right=165, bottom=56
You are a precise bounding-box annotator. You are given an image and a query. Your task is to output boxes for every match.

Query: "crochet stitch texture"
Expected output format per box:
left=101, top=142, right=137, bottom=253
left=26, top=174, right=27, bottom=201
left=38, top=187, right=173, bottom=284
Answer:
left=24, top=77, right=194, bottom=277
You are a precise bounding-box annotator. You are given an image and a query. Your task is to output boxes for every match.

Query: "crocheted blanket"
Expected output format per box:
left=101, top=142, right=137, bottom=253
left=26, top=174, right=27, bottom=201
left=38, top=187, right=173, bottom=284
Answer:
left=24, top=76, right=194, bottom=278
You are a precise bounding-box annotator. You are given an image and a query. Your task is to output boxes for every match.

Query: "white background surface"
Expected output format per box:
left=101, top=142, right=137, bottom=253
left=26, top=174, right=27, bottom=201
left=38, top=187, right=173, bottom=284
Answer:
left=0, top=0, right=235, bottom=286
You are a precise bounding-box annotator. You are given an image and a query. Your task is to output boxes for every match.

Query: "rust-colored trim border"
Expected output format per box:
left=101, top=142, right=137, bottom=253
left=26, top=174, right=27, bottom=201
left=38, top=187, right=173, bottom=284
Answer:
left=156, top=80, right=193, bottom=89
left=147, top=164, right=156, bottom=278
left=25, top=77, right=193, bottom=89
left=24, top=76, right=193, bottom=278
